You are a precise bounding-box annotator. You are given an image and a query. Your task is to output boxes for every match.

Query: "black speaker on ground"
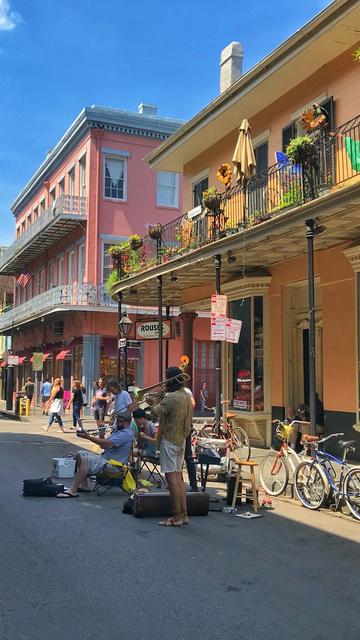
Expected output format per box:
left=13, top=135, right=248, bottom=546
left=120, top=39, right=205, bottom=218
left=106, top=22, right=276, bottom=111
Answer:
left=133, top=491, right=210, bottom=517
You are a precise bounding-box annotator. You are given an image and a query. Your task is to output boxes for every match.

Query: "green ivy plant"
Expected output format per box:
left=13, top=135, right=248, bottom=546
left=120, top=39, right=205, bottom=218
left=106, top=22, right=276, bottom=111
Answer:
left=286, top=135, right=317, bottom=165
left=105, top=269, right=119, bottom=294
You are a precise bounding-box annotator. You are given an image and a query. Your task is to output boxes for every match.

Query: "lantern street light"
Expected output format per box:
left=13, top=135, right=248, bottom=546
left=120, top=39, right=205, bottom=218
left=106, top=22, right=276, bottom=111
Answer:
left=118, top=312, right=133, bottom=390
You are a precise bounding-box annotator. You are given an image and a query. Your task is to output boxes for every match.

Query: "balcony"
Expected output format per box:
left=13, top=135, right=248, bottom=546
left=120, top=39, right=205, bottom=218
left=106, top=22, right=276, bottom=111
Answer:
left=113, top=114, right=360, bottom=282
left=0, top=195, right=87, bottom=275
left=0, top=283, right=115, bottom=333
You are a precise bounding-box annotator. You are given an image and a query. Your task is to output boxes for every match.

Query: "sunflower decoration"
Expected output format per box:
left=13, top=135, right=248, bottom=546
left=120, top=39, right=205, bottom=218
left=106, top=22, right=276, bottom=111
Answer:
left=301, top=105, right=327, bottom=133
left=216, top=162, right=232, bottom=187
left=352, top=47, right=360, bottom=63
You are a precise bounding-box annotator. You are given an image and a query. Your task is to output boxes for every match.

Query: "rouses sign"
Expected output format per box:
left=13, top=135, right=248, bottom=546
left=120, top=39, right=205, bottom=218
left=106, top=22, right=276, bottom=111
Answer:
left=135, top=320, right=171, bottom=340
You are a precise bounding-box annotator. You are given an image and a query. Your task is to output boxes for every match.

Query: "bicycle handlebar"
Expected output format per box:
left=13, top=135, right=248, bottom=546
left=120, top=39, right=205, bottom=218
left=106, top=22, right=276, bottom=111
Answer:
left=316, top=432, right=344, bottom=446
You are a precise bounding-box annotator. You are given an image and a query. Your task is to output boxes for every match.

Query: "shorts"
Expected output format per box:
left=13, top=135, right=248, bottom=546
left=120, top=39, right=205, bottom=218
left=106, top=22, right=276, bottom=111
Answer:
left=76, top=450, right=120, bottom=476
left=94, top=405, right=106, bottom=421
left=42, top=396, right=50, bottom=404
left=159, top=439, right=185, bottom=474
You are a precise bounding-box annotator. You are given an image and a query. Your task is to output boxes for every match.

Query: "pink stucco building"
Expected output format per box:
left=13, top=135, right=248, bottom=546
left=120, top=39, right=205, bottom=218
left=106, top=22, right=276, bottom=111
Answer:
left=0, top=103, right=193, bottom=401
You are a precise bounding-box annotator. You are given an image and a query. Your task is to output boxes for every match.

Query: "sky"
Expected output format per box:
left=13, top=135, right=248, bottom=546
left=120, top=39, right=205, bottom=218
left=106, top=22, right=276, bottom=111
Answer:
left=0, top=0, right=331, bottom=245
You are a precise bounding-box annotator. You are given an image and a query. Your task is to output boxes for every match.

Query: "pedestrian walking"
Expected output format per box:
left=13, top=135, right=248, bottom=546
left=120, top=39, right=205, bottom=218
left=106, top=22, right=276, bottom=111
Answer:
left=199, top=382, right=208, bottom=416
left=67, top=379, right=85, bottom=431
left=44, top=378, right=65, bottom=432
left=41, top=378, right=52, bottom=415
left=92, top=378, right=109, bottom=431
left=24, top=377, right=35, bottom=406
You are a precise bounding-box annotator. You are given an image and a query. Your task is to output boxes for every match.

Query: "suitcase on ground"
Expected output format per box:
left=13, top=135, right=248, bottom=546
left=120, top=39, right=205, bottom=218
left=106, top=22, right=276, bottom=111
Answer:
left=23, top=477, right=65, bottom=497
left=133, top=491, right=210, bottom=517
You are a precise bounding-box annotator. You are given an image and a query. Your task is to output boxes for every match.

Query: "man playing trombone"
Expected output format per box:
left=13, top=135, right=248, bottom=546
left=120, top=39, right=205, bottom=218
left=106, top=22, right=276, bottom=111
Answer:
left=149, top=366, right=193, bottom=527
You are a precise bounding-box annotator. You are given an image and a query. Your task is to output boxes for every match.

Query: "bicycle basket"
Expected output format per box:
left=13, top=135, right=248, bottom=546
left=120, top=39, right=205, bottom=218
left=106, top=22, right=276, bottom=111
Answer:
left=275, top=423, right=293, bottom=443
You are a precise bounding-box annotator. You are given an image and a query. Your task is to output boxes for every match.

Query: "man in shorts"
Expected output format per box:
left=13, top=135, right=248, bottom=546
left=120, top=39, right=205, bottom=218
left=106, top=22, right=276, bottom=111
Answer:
left=56, top=411, right=134, bottom=498
left=150, top=367, right=193, bottom=527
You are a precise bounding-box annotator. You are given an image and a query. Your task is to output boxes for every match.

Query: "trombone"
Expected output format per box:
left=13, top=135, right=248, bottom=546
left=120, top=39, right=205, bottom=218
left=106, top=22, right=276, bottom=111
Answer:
left=131, top=356, right=190, bottom=406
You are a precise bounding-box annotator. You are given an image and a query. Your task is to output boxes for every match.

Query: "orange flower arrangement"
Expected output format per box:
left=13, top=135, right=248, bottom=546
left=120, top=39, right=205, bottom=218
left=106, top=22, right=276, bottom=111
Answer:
left=216, top=162, right=232, bottom=187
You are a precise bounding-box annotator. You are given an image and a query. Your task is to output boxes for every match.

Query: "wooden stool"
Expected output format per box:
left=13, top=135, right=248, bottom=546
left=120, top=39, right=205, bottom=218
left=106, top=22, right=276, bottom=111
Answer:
left=231, top=460, right=259, bottom=512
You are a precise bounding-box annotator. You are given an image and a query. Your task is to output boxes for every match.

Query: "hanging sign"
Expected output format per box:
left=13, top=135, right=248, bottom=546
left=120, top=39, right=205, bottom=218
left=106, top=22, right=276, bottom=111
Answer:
left=32, top=352, right=44, bottom=371
left=225, top=318, right=242, bottom=344
left=211, top=316, right=226, bottom=341
left=211, top=294, right=228, bottom=318
left=118, top=338, right=127, bottom=349
left=8, top=355, right=19, bottom=366
left=135, top=320, right=171, bottom=340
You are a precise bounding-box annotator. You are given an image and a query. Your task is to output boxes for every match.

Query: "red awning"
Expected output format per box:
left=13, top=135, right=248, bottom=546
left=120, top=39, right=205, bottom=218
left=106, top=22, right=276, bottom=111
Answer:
left=0, top=361, right=6, bottom=368
left=29, top=352, right=51, bottom=363
left=18, top=357, right=27, bottom=365
left=56, top=349, right=71, bottom=361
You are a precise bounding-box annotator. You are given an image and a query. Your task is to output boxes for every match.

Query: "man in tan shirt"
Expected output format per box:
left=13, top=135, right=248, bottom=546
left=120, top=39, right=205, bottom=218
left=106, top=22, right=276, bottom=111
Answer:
left=151, top=366, right=193, bottom=527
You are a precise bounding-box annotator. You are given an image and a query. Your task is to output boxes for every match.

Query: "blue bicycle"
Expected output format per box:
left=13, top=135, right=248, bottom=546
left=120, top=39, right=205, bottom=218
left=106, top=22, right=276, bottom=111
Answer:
left=294, top=433, right=360, bottom=521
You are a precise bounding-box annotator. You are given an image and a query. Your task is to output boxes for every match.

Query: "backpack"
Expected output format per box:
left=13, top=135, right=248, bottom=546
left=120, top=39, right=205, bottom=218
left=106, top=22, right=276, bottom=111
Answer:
left=23, top=477, right=64, bottom=497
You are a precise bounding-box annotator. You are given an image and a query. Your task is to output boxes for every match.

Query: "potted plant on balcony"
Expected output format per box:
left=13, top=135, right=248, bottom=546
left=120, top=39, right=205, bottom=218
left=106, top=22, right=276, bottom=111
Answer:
left=148, top=223, right=162, bottom=240
left=129, top=234, right=143, bottom=250
left=202, top=186, right=222, bottom=211
left=286, top=135, right=318, bottom=169
left=105, top=269, right=119, bottom=294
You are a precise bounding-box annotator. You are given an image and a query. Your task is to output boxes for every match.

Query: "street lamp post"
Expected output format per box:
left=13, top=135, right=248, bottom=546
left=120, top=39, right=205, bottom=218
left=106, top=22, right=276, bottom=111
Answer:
left=214, top=254, right=222, bottom=430
left=111, top=252, right=123, bottom=383
left=305, top=218, right=326, bottom=436
left=118, top=312, right=132, bottom=390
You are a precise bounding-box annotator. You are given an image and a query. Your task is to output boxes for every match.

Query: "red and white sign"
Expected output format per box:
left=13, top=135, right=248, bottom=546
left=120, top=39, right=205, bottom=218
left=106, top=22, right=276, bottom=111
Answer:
left=225, top=318, right=242, bottom=344
left=211, top=294, right=227, bottom=318
left=211, top=316, right=226, bottom=341
left=8, top=355, right=19, bottom=365
left=135, top=320, right=171, bottom=340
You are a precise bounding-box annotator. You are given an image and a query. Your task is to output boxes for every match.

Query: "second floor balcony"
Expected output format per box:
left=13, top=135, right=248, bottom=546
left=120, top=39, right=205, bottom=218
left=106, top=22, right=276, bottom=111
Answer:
left=0, top=195, right=87, bottom=276
left=110, top=114, right=360, bottom=285
left=0, top=283, right=115, bottom=333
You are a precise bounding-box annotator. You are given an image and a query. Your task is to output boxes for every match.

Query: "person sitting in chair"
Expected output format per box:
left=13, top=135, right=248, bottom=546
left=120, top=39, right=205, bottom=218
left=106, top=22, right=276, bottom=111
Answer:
left=57, top=410, right=134, bottom=498
left=133, top=408, right=157, bottom=458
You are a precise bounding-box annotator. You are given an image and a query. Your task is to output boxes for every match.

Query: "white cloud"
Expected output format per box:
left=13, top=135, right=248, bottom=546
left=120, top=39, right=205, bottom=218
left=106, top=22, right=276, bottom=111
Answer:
left=0, top=0, right=21, bottom=32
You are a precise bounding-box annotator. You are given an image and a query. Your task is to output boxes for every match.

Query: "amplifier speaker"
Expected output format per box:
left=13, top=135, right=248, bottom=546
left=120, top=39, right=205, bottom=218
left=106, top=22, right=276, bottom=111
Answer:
left=133, top=491, right=209, bottom=517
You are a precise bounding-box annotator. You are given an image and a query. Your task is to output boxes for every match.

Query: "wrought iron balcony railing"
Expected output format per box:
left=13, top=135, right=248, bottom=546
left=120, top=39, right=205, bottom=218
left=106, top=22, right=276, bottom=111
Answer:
left=113, top=114, right=360, bottom=280
left=0, top=195, right=87, bottom=275
left=0, top=283, right=115, bottom=332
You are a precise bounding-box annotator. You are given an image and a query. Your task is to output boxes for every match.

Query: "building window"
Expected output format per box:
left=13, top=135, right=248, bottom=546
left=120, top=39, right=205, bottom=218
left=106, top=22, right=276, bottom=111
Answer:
left=34, top=206, right=39, bottom=221
left=58, top=257, right=64, bottom=285
left=59, top=178, right=65, bottom=196
left=21, top=221, right=25, bottom=234
left=68, top=167, right=75, bottom=196
left=40, top=199, right=46, bottom=215
left=27, top=213, right=32, bottom=228
left=79, top=156, right=86, bottom=198
left=104, top=156, right=127, bottom=200
left=39, top=269, right=45, bottom=293
left=48, top=262, right=55, bottom=288
left=102, top=243, right=113, bottom=283
left=78, top=244, right=85, bottom=283
left=16, top=226, right=20, bottom=239
left=193, top=176, right=209, bottom=207
left=156, top=172, right=179, bottom=208
left=231, top=296, right=264, bottom=412
left=67, top=251, right=74, bottom=284
left=50, top=188, right=56, bottom=207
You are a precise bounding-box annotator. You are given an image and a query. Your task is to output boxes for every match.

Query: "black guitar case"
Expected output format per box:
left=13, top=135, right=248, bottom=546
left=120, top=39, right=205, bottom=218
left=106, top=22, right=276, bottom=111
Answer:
left=132, top=491, right=210, bottom=517
left=23, top=477, right=64, bottom=497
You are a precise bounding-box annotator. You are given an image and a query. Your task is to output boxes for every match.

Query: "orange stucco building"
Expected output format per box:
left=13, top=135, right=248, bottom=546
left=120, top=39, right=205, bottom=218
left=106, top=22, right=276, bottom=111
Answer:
left=112, top=1, right=360, bottom=449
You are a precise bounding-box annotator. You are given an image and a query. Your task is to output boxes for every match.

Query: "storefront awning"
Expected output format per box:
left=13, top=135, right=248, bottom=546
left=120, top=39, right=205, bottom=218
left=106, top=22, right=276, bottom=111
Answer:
left=56, top=349, right=71, bottom=360
left=0, top=361, right=6, bottom=368
left=18, top=356, right=27, bottom=365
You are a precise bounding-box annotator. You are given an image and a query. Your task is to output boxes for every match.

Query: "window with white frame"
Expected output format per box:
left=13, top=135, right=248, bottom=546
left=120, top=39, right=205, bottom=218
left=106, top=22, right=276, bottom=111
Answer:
left=58, top=257, right=64, bottom=285
left=78, top=244, right=85, bottom=283
left=34, top=206, right=39, bottom=221
left=102, top=243, right=114, bottom=283
left=79, top=156, right=86, bottom=198
left=104, top=156, right=127, bottom=200
left=40, top=199, right=46, bottom=215
left=156, top=171, right=179, bottom=208
left=67, top=251, right=74, bottom=284
left=48, top=262, right=55, bottom=288
left=27, top=213, right=32, bottom=228
left=50, top=188, right=56, bottom=206
left=58, top=178, right=65, bottom=196
left=68, top=167, right=75, bottom=196
left=39, top=269, right=45, bottom=293
left=192, top=175, right=209, bottom=207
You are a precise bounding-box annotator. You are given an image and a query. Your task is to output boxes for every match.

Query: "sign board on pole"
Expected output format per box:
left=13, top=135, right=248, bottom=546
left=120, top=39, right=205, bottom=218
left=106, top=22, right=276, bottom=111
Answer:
left=32, top=352, right=44, bottom=371
left=8, top=355, right=19, bottom=366
left=127, top=340, right=142, bottom=349
left=225, top=318, right=242, bottom=344
left=211, top=316, right=226, bottom=341
left=135, top=320, right=171, bottom=340
left=118, top=338, right=127, bottom=349
left=211, top=294, right=227, bottom=318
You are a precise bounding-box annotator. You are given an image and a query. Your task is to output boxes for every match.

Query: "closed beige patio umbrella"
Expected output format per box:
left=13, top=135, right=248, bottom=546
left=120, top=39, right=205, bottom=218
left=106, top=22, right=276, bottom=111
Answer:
left=232, top=118, right=256, bottom=184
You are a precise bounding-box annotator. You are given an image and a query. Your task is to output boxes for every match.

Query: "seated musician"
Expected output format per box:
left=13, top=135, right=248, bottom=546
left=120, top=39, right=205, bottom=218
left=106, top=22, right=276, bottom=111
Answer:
left=133, top=408, right=158, bottom=458
left=57, top=411, right=134, bottom=498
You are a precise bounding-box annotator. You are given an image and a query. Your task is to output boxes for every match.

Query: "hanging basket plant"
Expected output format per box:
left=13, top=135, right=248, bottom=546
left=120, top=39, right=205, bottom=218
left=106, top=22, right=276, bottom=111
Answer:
left=286, top=135, right=318, bottom=167
left=148, top=223, right=162, bottom=240
left=129, top=234, right=143, bottom=250
left=202, top=186, right=222, bottom=211
left=105, top=269, right=119, bottom=294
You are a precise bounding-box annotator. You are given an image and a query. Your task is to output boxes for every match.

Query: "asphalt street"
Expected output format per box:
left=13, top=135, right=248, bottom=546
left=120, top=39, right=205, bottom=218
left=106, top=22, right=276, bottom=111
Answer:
left=0, top=417, right=359, bottom=640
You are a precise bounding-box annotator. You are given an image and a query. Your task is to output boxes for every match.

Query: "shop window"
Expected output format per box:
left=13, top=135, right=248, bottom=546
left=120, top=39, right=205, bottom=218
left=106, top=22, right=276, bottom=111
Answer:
left=231, top=296, right=264, bottom=412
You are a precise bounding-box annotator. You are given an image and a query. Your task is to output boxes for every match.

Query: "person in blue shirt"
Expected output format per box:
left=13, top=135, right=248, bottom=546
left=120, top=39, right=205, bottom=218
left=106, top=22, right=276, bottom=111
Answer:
left=133, top=408, right=158, bottom=458
left=56, top=410, right=134, bottom=498
left=106, top=378, right=132, bottom=425
left=41, top=379, right=52, bottom=415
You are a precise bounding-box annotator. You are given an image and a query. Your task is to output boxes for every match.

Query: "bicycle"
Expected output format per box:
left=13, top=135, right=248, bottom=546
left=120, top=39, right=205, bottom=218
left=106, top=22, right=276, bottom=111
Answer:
left=196, top=401, right=251, bottom=464
left=259, top=419, right=311, bottom=496
left=294, top=433, right=360, bottom=521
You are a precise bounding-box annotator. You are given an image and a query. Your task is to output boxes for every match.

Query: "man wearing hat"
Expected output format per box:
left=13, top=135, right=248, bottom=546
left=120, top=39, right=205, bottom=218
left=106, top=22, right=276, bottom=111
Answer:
left=57, top=410, right=134, bottom=498
left=150, top=366, right=193, bottom=526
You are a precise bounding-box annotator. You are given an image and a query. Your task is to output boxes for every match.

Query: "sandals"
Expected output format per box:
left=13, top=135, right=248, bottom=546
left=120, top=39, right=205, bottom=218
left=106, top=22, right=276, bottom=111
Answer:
left=56, top=491, right=79, bottom=499
left=158, top=517, right=184, bottom=527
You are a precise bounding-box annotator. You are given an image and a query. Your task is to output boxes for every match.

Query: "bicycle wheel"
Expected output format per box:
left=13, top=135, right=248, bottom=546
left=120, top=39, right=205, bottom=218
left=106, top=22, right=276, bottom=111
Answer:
left=230, top=426, right=251, bottom=462
left=343, top=467, right=360, bottom=521
left=197, top=424, right=218, bottom=438
left=259, top=451, right=289, bottom=496
left=294, top=461, right=328, bottom=509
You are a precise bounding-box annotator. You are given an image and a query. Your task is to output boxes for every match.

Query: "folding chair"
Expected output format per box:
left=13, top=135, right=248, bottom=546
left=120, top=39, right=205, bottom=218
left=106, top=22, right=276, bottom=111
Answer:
left=92, top=459, right=137, bottom=496
left=137, top=452, right=166, bottom=488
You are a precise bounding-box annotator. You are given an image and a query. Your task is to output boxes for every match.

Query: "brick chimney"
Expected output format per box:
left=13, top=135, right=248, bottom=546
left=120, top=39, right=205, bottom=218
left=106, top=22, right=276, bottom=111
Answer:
left=220, top=42, right=244, bottom=93
left=138, top=103, right=158, bottom=116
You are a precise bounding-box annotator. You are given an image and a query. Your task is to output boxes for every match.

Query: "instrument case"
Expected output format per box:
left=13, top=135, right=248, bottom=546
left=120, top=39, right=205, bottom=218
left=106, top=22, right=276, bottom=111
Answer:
left=133, top=491, right=209, bottom=517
